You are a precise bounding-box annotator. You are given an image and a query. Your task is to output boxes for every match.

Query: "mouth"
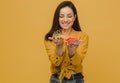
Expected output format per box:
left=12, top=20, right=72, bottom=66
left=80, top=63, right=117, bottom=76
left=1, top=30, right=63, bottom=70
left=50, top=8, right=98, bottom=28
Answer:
left=61, top=22, right=70, bottom=27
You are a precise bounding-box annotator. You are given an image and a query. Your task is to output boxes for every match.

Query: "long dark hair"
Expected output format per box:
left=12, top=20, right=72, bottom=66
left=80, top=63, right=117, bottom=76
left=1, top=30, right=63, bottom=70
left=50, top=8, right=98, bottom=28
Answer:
left=45, top=1, right=82, bottom=40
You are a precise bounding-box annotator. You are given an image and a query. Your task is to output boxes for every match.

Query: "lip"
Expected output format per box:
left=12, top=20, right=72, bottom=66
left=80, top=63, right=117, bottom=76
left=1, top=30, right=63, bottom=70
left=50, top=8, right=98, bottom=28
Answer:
left=61, top=22, right=70, bottom=27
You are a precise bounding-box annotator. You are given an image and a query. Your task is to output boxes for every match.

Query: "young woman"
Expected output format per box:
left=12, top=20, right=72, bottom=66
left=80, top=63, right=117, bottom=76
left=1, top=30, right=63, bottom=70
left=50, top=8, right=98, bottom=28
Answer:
left=44, top=1, right=88, bottom=83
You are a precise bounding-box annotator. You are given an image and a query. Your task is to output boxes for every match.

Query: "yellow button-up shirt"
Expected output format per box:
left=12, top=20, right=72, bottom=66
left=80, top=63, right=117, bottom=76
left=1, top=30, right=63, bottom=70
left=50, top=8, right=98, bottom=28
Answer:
left=44, top=29, right=89, bottom=82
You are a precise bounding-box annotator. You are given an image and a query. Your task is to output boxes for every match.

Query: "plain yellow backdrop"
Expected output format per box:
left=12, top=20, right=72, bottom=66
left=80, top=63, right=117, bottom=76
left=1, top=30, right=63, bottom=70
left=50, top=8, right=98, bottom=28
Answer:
left=0, top=0, right=120, bottom=83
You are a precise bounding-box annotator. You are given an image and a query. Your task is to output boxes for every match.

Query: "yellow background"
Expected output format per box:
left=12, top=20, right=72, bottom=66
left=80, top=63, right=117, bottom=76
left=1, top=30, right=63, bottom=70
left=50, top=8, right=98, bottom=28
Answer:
left=0, top=0, right=120, bottom=83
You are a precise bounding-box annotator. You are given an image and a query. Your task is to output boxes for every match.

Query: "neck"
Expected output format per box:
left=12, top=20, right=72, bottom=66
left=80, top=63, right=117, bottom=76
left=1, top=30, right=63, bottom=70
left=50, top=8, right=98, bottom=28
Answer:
left=61, top=28, right=72, bottom=38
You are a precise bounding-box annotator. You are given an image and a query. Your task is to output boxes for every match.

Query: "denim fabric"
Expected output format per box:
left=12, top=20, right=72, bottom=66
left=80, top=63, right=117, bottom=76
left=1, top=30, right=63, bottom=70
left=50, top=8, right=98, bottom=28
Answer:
left=50, top=74, right=84, bottom=83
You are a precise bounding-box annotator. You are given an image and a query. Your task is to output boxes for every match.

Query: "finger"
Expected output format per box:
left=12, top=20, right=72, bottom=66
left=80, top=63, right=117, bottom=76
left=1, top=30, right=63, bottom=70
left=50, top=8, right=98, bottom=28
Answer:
left=68, top=44, right=77, bottom=48
left=67, top=44, right=73, bottom=48
left=48, top=37, right=53, bottom=41
left=53, top=39, right=58, bottom=44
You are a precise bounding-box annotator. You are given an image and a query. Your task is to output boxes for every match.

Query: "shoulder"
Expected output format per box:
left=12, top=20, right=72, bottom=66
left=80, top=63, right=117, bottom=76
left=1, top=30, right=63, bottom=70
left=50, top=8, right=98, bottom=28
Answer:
left=75, top=31, right=89, bottom=44
left=44, top=39, right=51, bottom=45
left=44, top=39, right=55, bottom=47
left=73, top=30, right=88, bottom=39
left=77, top=31, right=88, bottom=36
left=79, top=31, right=88, bottom=38
left=80, top=32, right=89, bottom=41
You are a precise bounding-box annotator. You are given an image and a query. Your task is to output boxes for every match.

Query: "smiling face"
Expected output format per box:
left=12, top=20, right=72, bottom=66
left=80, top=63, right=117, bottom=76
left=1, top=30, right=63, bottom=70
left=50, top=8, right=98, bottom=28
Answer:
left=59, top=6, right=76, bottom=30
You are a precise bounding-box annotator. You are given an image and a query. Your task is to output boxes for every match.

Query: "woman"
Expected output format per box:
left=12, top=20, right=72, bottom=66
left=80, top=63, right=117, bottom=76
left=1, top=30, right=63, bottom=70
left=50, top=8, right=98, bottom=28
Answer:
left=44, top=1, right=88, bottom=83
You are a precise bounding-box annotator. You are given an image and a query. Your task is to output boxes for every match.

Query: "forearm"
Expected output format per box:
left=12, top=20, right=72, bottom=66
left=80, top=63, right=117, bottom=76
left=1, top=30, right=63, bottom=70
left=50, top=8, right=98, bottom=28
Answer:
left=68, top=50, right=76, bottom=58
left=56, top=45, right=64, bottom=56
left=67, top=45, right=77, bottom=58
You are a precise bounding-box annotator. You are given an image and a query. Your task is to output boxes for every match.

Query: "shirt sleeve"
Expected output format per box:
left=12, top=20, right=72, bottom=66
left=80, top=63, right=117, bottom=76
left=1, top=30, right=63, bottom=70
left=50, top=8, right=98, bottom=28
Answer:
left=70, top=33, right=89, bottom=66
left=44, top=40, right=64, bottom=66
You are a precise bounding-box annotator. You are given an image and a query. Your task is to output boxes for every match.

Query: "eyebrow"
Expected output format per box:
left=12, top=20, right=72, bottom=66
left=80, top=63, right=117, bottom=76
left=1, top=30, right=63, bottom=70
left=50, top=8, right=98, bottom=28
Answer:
left=60, top=13, right=73, bottom=15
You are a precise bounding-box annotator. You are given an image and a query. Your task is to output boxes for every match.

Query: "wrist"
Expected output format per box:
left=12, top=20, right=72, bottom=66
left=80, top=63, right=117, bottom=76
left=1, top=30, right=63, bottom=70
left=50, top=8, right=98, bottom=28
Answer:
left=69, top=52, right=76, bottom=58
left=56, top=44, right=63, bottom=48
left=56, top=45, right=64, bottom=56
left=69, top=54, right=74, bottom=58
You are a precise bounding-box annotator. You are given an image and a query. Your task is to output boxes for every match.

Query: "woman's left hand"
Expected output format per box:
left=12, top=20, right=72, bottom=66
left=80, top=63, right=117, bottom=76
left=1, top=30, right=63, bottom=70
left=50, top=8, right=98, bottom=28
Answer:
left=67, top=44, right=78, bottom=58
left=66, top=37, right=80, bottom=58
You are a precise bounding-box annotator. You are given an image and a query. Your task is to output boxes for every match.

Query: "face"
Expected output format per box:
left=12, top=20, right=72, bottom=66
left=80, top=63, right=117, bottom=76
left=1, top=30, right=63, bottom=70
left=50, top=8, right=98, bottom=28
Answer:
left=59, top=6, right=76, bottom=30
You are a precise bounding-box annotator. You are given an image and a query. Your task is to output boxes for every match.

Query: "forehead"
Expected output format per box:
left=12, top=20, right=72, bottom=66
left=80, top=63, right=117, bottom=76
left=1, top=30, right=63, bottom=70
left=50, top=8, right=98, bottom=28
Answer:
left=60, top=6, right=74, bottom=14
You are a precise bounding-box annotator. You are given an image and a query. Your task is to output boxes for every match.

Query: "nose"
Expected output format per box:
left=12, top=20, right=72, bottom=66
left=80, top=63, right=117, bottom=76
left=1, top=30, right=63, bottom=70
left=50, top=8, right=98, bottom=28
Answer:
left=63, top=17, right=68, bottom=22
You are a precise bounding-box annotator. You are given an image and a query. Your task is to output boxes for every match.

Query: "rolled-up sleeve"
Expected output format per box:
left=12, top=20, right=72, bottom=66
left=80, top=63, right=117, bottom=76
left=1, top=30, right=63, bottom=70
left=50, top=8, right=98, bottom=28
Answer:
left=44, top=40, right=64, bottom=66
left=70, top=33, right=89, bottom=66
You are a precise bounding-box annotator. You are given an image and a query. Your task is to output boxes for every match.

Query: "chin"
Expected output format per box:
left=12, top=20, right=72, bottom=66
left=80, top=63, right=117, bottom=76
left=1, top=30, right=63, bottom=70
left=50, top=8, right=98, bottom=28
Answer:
left=61, top=26, right=71, bottom=30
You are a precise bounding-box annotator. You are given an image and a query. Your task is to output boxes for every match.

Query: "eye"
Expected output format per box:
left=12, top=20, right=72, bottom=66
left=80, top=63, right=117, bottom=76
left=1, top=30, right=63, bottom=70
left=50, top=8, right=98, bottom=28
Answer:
left=59, top=15, right=64, bottom=18
left=67, top=15, right=72, bottom=18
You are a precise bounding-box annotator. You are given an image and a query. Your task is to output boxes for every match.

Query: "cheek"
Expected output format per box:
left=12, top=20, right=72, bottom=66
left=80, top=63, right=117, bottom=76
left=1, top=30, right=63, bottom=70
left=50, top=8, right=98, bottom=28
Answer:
left=69, top=17, right=75, bottom=22
left=59, top=18, right=75, bottom=23
left=67, top=18, right=74, bottom=25
left=59, top=18, right=63, bottom=22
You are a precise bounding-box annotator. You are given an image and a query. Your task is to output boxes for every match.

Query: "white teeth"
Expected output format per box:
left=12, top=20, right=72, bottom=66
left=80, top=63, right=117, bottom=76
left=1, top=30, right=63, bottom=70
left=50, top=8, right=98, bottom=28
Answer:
left=61, top=22, right=70, bottom=27
left=63, top=24, right=68, bottom=26
left=63, top=24, right=68, bottom=25
left=62, top=23, right=69, bottom=25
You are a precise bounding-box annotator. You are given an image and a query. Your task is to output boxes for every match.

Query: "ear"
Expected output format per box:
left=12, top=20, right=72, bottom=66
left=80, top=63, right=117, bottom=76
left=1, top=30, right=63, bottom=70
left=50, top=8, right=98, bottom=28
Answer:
left=74, top=14, right=76, bottom=21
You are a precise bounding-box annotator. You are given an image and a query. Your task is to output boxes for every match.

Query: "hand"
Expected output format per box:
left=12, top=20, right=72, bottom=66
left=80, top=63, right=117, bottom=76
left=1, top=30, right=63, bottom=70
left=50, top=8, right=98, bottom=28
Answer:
left=48, top=37, right=64, bottom=46
left=66, top=37, right=80, bottom=58
left=67, top=44, right=78, bottom=58
left=48, top=37, right=64, bottom=56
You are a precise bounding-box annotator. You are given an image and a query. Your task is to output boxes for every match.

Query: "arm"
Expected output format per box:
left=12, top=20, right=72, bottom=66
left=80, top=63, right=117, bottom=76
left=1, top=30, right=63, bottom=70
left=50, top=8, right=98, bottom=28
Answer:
left=44, top=40, right=65, bottom=66
left=68, top=33, right=89, bottom=66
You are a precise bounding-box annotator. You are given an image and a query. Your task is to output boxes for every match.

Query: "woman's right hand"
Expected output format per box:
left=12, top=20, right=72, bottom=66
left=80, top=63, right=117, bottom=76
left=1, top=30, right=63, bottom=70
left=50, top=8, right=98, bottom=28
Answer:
left=48, top=37, right=64, bottom=56
left=48, top=37, right=64, bottom=46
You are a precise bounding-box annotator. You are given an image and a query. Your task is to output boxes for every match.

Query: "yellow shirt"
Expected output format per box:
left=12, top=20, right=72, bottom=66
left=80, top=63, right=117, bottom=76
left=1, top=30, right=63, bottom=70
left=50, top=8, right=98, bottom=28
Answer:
left=44, top=29, right=89, bottom=82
